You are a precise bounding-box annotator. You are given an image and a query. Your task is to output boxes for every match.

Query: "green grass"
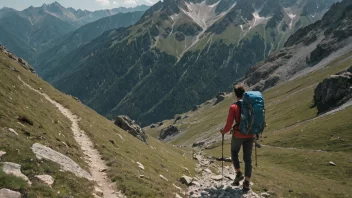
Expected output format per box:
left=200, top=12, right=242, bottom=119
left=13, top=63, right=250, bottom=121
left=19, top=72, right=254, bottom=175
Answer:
left=145, top=51, right=352, bottom=197
left=0, top=51, right=196, bottom=197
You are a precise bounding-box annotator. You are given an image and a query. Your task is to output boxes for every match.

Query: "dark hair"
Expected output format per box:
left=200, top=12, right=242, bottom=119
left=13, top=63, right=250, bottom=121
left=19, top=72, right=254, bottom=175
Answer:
left=234, top=84, right=245, bottom=98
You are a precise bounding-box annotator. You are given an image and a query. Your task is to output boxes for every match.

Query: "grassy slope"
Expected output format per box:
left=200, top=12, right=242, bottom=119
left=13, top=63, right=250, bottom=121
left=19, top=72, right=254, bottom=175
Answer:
left=0, top=51, right=196, bottom=197
left=145, top=53, right=352, bottom=197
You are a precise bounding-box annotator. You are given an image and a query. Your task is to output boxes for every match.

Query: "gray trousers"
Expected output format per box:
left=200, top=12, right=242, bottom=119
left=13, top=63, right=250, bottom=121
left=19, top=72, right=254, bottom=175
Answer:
left=231, top=136, right=254, bottom=178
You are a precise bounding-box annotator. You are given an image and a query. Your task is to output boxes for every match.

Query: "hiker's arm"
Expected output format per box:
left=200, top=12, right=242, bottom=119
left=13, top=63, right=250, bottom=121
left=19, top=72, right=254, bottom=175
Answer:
left=221, top=106, right=235, bottom=134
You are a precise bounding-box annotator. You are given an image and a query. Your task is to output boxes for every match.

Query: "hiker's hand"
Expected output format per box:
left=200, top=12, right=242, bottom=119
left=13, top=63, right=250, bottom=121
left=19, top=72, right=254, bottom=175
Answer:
left=220, top=128, right=224, bottom=134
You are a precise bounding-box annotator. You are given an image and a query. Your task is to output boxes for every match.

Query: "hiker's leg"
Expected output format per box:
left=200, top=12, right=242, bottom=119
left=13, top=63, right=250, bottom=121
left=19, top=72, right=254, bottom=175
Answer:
left=242, top=138, right=254, bottom=179
left=231, top=136, right=242, bottom=171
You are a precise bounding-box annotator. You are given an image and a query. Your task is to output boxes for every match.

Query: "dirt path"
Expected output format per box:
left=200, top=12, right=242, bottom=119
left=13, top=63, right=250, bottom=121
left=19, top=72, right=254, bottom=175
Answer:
left=18, top=76, right=124, bottom=198
left=187, top=153, right=263, bottom=198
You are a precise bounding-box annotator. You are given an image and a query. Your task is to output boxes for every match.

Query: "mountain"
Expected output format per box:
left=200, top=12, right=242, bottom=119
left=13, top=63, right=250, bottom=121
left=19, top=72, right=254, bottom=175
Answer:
left=0, top=7, right=76, bottom=60
left=244, top=0, right=352, bottom=91
left=33, top=11, right=146, bottom=75
left=0, top=45, right=196, bottom=197
left=40, top=0, right=340, bottom=126
left=0, top=2, right=149, bottom=60
left=144, top=0, right=352, bottom=197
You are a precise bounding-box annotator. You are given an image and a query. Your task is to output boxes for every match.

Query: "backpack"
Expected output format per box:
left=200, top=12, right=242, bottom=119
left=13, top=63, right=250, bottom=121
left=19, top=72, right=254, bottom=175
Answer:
left=235, top=91, right=265, bottom=135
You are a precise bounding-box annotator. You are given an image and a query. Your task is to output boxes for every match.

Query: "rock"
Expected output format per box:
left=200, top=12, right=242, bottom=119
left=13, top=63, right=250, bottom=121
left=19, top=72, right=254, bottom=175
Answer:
left=204, top=168, right=212, bottom=174
left=150, top=124, right=157, bottom=129
left=173, top=183, right=183, bottom=192
left=174, top=116, right=182, bottom=123
left=2, top=162, right=31, bottom=185
left=114, top=115, right=147, bottom=143
left=35, top=175, right=54, bottom=186
left=314, top=69, right=352, bottom=113
left=137, top=162, right=145, bottom=170
left=160, top=174, right=168, bottom=181
left=0, top=151, right=6, bottom=159
left=159, top=125, right=179, bottom=140
left=347, top=66, right=352, bottom=73
left=211, top=175, right=223, bottom=181
left=174, top=193, right=183, bottom=198
left=0, top=188, right=21, bottom=198
left=180, top=175, right=193, bottom=185
left=225, top=174, right=236, bottom=181
left=192, top=140, right=206, bottom=148
left=158, top=122, right=164, bottom=127
left=109, top=139, right=115, bottom=144
left=216, top=183, right=224, bottom=189
left=191, top=181, right=200, bottom=186
left=329, top=161, right=337, bottom=166
left=264, top=74, right=280, bottom=89
left=8, top=128, right=18, bottom=136
left=31, top=143, right=92, bottom=180
left=261, top=192, right=271, bottom=197
left=94, top=186, right=104, bottom=197
left=215, top=92, right=226, bottom=105
left=192, top=105, right=200, bottom=111
left=183, top=115, right=189, bottom=119
left=99, top=168, right=107, bottom=172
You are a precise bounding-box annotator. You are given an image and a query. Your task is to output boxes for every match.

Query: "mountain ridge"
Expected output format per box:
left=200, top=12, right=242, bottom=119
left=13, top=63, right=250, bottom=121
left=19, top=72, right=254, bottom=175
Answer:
left=39, top=0, right=340, bottom=126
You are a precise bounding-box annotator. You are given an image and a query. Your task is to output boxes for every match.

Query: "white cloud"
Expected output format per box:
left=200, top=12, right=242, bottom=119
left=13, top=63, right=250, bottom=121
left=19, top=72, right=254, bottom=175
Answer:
left=96, top=0, right=111, bottom=6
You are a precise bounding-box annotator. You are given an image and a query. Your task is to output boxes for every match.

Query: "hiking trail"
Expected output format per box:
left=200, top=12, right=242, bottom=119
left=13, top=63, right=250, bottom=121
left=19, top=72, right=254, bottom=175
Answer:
left=187, top=152, right=262, bottom=197
left=18, top=76, right=124, bottom=198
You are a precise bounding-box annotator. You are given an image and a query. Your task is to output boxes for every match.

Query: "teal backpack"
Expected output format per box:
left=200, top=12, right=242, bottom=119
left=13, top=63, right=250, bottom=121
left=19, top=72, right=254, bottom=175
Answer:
left=236, top=91, right=265, bottom=135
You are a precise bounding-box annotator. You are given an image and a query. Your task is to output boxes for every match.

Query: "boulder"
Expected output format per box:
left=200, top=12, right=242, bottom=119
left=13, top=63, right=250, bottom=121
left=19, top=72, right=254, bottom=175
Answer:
left=31, top=143, right=92, bottom=180
left=114, top=115, right=147, bottom=143
left=0, top=189, right=21, bottom=198
left=180, top=175, right=193, bottom=185
left=174, top=116, right=182, bottom=123
left=314, top=69, right=352, bottom=113
left=192, top=140, right=206, bottom=148
left=150, top=124, right=157, bottom=129
left=35, top=175, right=54, bottom=186
left=214, top=92, right=226, bottom=105
left=159, top=125, right=179, bottom=140
left=2, top=162, right=31, bottom=185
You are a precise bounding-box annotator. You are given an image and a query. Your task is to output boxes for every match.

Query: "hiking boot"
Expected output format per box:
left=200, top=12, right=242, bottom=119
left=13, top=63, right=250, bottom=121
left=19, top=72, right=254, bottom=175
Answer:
left=232, top=172, right=244, bottom=186
left=242, top=180, right=250, bottom=192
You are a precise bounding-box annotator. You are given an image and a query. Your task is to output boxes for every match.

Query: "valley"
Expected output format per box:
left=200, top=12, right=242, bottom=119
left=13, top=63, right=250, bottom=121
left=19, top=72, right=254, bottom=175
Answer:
left=1, top=0, right=352, bottom=197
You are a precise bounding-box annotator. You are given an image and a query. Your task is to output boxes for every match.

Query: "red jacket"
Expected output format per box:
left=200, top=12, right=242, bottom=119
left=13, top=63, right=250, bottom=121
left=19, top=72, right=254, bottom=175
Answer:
left=222, top=102, right=254, bottom=138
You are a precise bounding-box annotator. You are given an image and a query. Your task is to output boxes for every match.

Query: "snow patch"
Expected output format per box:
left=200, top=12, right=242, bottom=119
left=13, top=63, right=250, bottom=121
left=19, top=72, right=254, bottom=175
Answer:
left=249, top=12, right=271, bottom=30
left=284, top=8, right=296, bottom=29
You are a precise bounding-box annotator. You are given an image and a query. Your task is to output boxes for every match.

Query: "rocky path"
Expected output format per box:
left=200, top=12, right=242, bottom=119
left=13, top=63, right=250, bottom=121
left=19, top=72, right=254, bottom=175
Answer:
left=186, top=153, right=263, bottom=198
left=18, top=76, right=124, bottom=198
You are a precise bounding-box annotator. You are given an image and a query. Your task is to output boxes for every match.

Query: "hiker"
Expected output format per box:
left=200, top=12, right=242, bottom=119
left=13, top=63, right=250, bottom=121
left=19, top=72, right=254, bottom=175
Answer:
left=220, top=85, right=259, bottom=192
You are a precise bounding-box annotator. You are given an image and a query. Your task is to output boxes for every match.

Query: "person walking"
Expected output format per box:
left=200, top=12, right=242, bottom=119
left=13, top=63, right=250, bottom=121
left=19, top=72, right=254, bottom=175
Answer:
left=220, top=85, right=254, bottom=192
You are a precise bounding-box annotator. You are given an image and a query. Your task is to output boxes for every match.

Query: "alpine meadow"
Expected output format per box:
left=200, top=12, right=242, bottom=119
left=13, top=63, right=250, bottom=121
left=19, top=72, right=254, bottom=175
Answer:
left=0, top=0, right=351, bottom=198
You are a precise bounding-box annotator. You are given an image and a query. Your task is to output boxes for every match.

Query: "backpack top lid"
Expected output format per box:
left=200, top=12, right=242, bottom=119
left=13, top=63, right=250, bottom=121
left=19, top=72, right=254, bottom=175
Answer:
left=243, top=91, right=264, bottom=106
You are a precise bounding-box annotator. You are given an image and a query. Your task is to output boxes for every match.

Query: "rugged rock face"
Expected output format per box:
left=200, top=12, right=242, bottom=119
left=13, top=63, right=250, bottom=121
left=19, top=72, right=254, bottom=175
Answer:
left=114, top=115, right=148, bottom=143
left=314, top=67, right=352, bottom=113
left=159, top=125, right=179, bottom=141
left=245, top=0, right=352, bottom=92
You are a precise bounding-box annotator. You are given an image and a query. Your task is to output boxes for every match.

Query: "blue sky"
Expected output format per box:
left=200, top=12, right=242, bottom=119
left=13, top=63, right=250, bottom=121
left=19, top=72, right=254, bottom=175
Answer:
left=0, top=0, right=157, bottom=11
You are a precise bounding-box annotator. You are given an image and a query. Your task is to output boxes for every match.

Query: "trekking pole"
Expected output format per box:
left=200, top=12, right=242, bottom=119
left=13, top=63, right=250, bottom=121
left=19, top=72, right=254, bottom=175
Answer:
left=222, top=133, right=224, bottom=181
left=255, top=139, right=258, bottom=167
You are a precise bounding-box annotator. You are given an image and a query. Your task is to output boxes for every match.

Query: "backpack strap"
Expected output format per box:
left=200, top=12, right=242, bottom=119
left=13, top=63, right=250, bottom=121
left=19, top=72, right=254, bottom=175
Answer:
left=233, top=100, right=242, bottom=128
